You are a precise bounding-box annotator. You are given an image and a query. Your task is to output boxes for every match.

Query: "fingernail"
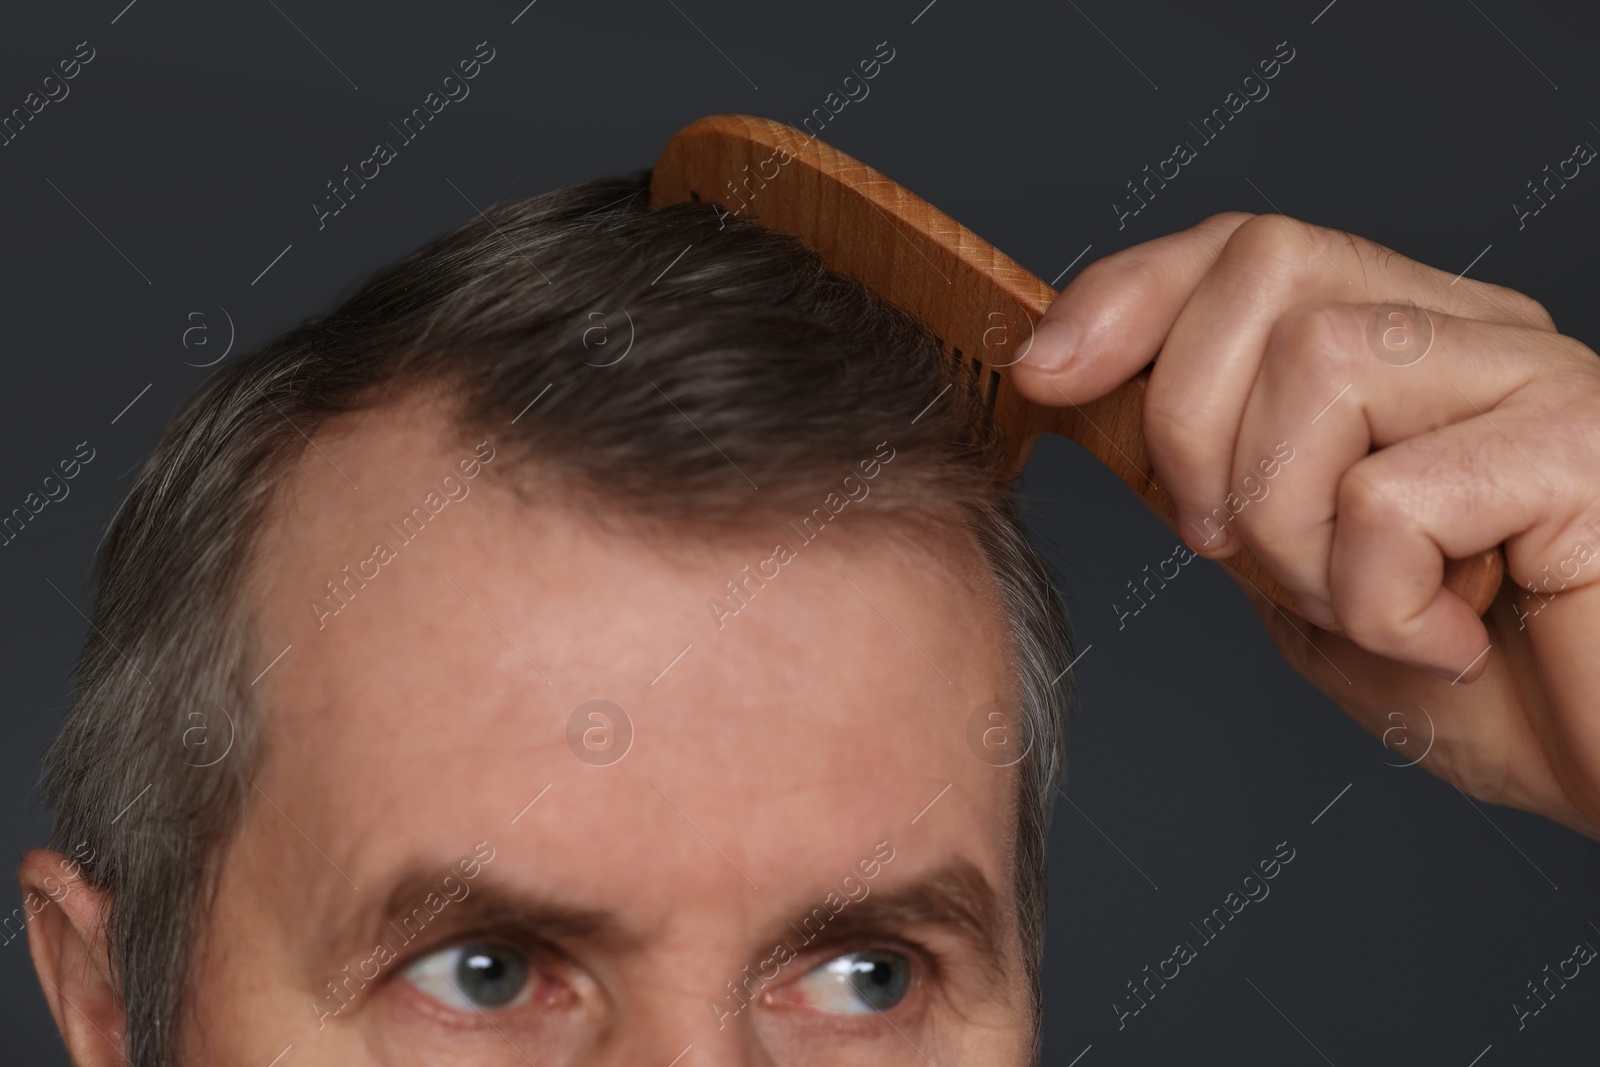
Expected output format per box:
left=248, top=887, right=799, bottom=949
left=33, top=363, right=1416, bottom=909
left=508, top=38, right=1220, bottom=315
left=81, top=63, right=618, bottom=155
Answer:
left=1027, top=318, right=1079, bottom=372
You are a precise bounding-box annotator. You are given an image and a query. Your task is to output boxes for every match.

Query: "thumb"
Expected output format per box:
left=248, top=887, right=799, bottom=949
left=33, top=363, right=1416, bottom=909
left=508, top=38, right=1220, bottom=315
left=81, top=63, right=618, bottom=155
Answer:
left=1009, top=212, right=1253, bottom=405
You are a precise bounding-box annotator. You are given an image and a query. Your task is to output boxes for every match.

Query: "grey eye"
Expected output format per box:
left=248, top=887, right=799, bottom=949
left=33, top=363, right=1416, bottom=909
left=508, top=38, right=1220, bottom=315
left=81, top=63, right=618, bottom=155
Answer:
left=795, top=949, right=913, bottom=1014
left=406, top=942, right=529, bottom=1010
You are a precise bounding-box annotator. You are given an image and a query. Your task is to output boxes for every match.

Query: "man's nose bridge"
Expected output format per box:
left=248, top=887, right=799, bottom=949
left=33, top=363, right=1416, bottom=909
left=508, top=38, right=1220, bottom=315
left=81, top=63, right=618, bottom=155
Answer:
left=606, top=1021, right=775, bottom=1067
left=602, top=951, right=781, bottom=1067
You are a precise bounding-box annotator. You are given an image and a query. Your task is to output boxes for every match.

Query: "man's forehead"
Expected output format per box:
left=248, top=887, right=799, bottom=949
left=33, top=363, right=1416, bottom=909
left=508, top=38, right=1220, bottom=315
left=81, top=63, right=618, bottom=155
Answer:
left=251, top=395, right=1009, bottom=707
left=242, top=395, right=1017, bottom=894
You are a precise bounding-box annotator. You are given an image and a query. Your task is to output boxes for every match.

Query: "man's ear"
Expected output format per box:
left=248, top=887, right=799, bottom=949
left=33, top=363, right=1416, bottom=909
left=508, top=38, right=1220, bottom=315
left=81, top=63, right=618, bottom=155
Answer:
left=18, top=848, right=127, bottom=1066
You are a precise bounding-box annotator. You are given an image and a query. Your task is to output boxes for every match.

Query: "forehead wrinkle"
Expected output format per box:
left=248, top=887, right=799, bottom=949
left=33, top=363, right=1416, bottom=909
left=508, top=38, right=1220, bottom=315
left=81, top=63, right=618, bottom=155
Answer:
left=233, top=394, right=1022, bottom=948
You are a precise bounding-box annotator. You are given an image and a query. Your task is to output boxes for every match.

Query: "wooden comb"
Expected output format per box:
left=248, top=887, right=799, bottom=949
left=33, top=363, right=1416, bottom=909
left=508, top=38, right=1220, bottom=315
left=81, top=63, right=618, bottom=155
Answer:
left=648, top=113, right=1505, bottom=620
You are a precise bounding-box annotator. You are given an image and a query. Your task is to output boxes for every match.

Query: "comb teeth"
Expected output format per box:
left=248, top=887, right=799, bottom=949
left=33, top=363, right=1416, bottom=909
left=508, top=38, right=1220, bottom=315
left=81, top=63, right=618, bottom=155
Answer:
left=677, top=190, right=1002, bottom=418
left=929, top=335, right=1000, bottom=416
left=969, top=354, right=1001, bottom=415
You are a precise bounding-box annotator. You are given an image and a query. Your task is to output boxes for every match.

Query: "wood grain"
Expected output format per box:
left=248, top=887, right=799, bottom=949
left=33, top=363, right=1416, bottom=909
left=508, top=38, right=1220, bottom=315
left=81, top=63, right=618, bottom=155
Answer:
left=649, top=113, right=1505, bottom=619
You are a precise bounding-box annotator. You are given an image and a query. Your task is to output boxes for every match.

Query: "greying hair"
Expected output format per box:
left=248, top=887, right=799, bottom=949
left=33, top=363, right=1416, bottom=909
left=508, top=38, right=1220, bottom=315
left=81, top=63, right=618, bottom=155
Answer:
left=40, top=171, right=1074, bottom=1065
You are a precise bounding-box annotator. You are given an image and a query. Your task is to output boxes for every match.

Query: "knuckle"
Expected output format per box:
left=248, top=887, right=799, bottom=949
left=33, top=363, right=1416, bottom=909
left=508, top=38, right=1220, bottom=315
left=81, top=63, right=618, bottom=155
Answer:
left=1514, top=293, right=1558, bottom=332
left=1081, top=213, right=1257, bottom=297
left=1218, top=213, right=1319, bottom=277
left=1070, top=252, right=1133, bottom=294
left=1199, top=210, right=1257, bottom=232
left=1337, top=461, right=1411, bottom=530
left=1268, top=303, right=1365, bottom=382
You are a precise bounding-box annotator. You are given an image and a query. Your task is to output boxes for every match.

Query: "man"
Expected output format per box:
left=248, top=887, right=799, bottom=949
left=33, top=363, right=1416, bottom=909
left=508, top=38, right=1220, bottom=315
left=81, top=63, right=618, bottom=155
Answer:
left=18, top=175, right=1600, bottom=1066
left=21, top=174, right=1068, bottom=1067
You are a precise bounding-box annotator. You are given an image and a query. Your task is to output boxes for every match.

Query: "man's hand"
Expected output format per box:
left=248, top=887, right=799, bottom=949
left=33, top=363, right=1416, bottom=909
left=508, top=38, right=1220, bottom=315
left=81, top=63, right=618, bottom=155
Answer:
left=1011, top=212, right=1600, bottom=839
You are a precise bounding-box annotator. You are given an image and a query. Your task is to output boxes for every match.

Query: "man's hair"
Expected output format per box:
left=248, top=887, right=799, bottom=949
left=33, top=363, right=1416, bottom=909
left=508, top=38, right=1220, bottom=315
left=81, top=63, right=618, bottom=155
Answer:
left=40, top=171, right=1075, bottom=1065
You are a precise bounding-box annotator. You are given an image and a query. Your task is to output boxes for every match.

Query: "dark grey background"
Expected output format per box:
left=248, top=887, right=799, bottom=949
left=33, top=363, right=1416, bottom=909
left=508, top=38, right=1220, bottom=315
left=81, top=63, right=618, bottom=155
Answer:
left=3, top=0, right=1598, bottom=1063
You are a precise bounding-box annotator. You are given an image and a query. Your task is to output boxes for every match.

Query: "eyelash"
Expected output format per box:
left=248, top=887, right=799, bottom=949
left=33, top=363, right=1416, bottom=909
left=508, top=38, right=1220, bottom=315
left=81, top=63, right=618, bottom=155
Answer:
left=767, top=935, right=939, bottom=1011
left=389, top=931, right=572, bottom=1019
left=387, top=927, right=945, bottom=1024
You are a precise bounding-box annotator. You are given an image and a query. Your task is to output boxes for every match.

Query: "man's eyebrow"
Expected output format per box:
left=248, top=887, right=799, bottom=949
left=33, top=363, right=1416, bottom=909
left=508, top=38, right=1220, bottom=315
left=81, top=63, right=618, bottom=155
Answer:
left=774, top=859, right=1010, bottom=985
left=311, top=859, right=1007, bottom=988
left=316, top=862, right=631, bottom=976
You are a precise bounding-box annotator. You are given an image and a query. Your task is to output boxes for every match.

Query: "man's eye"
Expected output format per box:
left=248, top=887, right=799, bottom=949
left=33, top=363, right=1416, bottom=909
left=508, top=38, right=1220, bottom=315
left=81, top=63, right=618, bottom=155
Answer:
left=405, top=942, right=530, bottom=1011
left=793, top=950, right=912, bottom=1015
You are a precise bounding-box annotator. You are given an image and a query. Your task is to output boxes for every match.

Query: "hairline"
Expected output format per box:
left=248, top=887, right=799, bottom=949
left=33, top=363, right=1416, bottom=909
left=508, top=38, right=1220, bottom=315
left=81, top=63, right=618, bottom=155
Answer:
left=42, top=176, right=1071, bottom=1065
